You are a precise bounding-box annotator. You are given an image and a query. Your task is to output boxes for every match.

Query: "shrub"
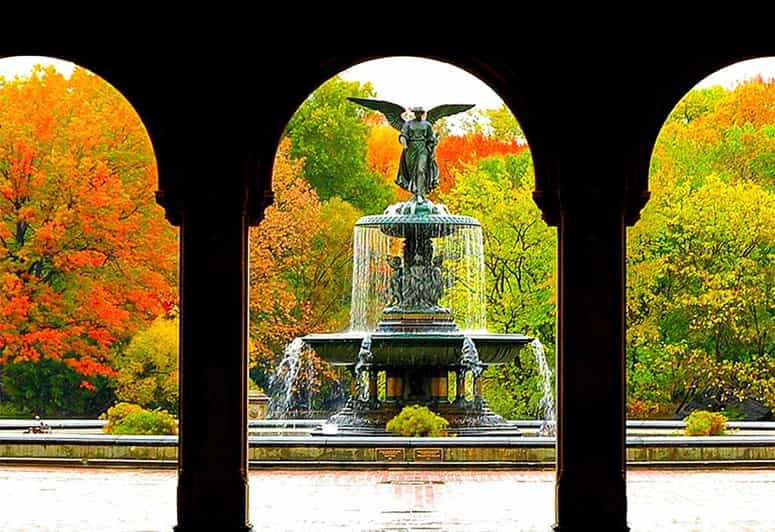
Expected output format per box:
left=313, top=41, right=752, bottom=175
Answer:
left=627, top=399, right=662, bottom=419
left=683, top=410, right=727, bottom=436
left=386, top=405, right=449, bottom=437
left=100, top=402, right=177, bottom=435
left=100, top=402, right=143, bottom=432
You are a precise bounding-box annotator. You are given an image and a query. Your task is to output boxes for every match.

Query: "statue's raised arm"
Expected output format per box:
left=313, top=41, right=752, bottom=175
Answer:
left=348, top=98, right=474, bottom=203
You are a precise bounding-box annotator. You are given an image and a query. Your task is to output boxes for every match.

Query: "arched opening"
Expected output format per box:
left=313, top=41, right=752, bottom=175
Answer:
left=629, top=56, right=775, bottom=420
left=626, top=56, right=775, bottom=528
left=0, top=55, right=178, bottom=527
left=245, top=54, right=557, bottom=527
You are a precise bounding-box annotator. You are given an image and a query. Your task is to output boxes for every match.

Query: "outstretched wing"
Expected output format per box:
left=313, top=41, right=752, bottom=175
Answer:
left=426, top=104, right=475, bottom=125
left=347, top=97, right=406, bottom=131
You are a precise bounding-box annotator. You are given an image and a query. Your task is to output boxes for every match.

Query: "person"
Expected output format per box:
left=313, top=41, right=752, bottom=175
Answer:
left=396, top=106, right=439, bottom=202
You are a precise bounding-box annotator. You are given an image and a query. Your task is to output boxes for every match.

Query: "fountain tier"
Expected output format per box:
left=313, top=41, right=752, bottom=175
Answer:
left=301, top=198, right=532, bottom=436
left=303, top=331, right=531, bottom=366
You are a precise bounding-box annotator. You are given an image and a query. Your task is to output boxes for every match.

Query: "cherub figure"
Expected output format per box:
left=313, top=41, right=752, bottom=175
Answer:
left=386, top=255, right=403, bottom=307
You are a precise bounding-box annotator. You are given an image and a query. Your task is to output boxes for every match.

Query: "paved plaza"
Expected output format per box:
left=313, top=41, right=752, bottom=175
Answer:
left=1, top=467, right=774, bottom=531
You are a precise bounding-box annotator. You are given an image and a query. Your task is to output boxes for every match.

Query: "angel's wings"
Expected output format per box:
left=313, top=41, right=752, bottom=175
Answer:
left=347, top=98, right=406, bottom=131
left=348, top=98, right=476, bottom=131
left=426, top=104, right=475, bottom=125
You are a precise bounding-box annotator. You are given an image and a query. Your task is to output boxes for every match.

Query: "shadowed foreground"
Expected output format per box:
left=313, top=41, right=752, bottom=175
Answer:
left=0, top=468, right=773, bottom=531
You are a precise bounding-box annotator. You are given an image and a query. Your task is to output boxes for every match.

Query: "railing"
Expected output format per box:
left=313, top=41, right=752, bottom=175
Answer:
left=2, top=418, right=775, bottom=431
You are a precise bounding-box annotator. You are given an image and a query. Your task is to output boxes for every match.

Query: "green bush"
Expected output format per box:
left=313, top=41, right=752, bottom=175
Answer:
left=100, top=402, right=177, bottom=435
left=2, top=358, right=115, bottom=417
left=720, top=405, right=745, bottom=421
left=683, top=410, right=727, bottom=436
left=386, top=405, right=449, bottom=437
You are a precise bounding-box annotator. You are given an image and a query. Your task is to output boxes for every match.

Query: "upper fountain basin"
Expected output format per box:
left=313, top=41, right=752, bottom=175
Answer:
left=301, top=331, right=533, bottom=366
left=356, top=212, right=480, bottom=238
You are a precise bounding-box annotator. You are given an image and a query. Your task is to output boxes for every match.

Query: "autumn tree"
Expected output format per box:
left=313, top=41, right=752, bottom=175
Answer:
left=654, top=80, right=775, bottom=190
left=628, top=79, right=775, bottom=416
left=483, top=103, right=526, bottom=142
left=284, top=76, right=395, bottom=212
left=0, top=65, right=177, bottom=415
left=434, top=133, right=527, bottom=193
left=365, top=119, right=405, bottom=199
left=248, top=140, right=359, bottom=411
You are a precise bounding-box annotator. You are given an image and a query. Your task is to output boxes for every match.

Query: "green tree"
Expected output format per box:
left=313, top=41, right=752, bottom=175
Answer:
left=112, top=314, right=179, bottom=414
left=484, top=103, right=526, bottom=142
left=441, top=152, right=556, bottom=418
left=1, top=358, right=114, bottom=417
left=296, top=197, right=362, bottom=331
left=627, top=176, right=775, bottom=413
left=284, top=76, right=394, bottom=212
left=628, top=79, right=775, bottom=416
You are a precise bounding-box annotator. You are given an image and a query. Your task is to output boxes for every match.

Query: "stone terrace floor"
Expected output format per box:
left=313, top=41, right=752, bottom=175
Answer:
left=1, top=467, right=774, bottom=531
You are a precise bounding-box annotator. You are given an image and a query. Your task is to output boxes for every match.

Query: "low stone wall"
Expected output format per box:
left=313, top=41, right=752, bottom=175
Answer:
left=0, top=434, right=177, bottom=467
left=2, top=434, right=775, bottom=467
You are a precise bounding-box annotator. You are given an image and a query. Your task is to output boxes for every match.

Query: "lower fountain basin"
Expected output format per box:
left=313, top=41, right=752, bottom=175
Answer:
left=301, top=331, right=532, bottom=366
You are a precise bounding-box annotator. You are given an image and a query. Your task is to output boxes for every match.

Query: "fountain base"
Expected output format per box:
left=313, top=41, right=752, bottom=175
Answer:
left=310, top=397, right=522, bottom=437
left=302, top=332, right=532, bottom=437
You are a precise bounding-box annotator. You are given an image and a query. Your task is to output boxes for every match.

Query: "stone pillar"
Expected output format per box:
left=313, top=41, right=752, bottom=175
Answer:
left=430, top=370, right=448, bottom=402
left=174, top=199, right=252, bottom=531
left=456, top=369, right=466, bottom=402
left=473, top=373, right=482, bottom=400
left=385, top=370, right=403, bottom=402
left=368, top=368, right=378, bottom=403
left=553, top=194, right=628, bottom=531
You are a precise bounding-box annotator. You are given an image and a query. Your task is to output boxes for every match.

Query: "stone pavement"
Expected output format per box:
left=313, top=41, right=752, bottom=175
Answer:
left=0, top=467, right=774, bottom=531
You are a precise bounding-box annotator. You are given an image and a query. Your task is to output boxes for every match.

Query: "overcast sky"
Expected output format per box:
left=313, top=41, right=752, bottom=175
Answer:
left=339, top=56, right=504, bottom=110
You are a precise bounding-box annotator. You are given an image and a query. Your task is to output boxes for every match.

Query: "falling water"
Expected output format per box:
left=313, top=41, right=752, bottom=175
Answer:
left=437, top=227, right=486, bottom=331
left=349, top=214, right=486, bottom=332
left=530, top=338, right=556, bottom=437
left=266, top=338, right=316, bottom=419
left=349, top=226, right=390, bottom=331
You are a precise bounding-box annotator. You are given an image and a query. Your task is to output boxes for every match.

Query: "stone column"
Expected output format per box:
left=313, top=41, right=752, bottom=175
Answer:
left=456, top=368, right=466, bottom=402
left=473, top=373, right=482, bottom=401
left=174, top=197, right=252, bottom=531
left=553, top=192, right=628, bottom=531
left=385, top=369, right=404, bottom=402
left=368, top=368, right=378, bottom=403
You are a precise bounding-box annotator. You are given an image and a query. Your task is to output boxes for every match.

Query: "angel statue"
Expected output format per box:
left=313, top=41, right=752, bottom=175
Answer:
left=348, top=98, right=474, bottom=202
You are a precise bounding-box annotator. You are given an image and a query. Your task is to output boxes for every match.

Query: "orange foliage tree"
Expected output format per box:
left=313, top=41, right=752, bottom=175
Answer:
left=0, top=65, right=177, bottom=412
left=434, top=133, right=527, bottom=193
left=366, top=121, right=404, bottom=198
left=249, top=139, right=322, bottom=365
left=249, top=139, right=360, bottom=410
